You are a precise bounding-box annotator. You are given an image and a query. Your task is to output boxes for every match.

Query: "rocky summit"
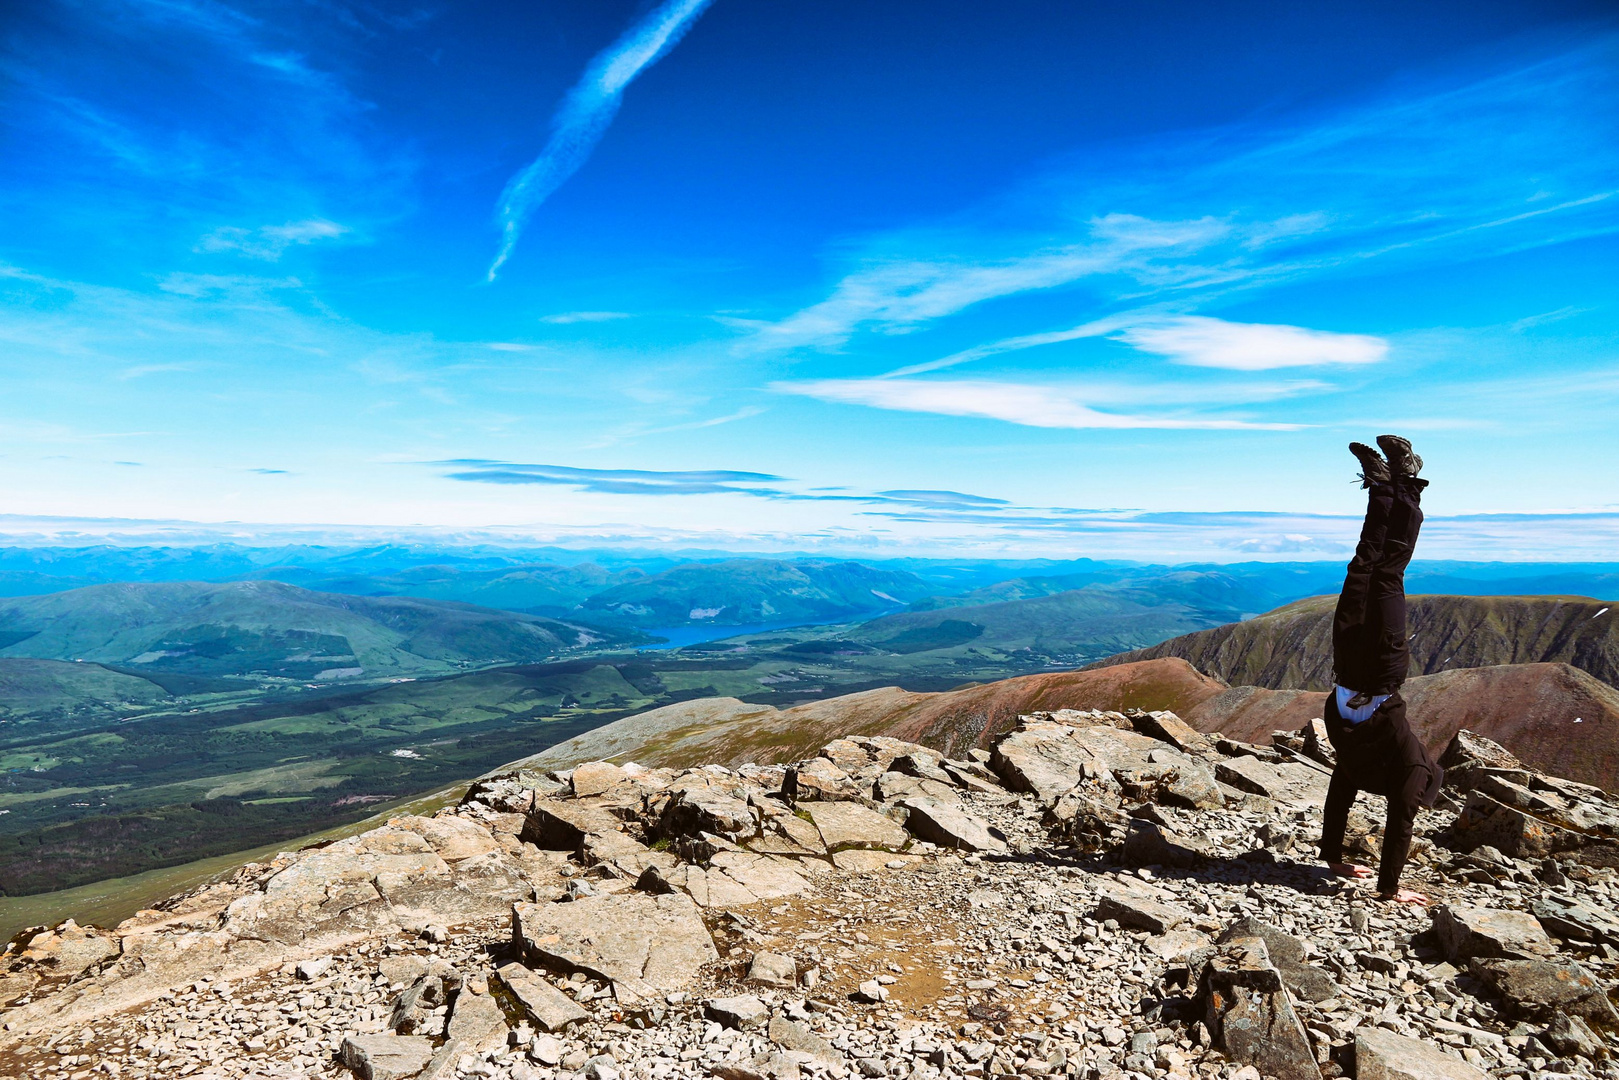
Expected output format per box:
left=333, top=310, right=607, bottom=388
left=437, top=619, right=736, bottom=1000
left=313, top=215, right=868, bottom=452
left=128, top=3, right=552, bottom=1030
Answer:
left=2, top=711, right=1616, bottom=1080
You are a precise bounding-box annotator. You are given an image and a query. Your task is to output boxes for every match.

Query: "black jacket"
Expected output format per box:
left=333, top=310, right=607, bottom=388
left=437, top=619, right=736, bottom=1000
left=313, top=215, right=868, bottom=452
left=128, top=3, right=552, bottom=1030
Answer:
left=1323, top=692, right=1443, bottom=805
left=1319, top=691, right=1444, bottom=893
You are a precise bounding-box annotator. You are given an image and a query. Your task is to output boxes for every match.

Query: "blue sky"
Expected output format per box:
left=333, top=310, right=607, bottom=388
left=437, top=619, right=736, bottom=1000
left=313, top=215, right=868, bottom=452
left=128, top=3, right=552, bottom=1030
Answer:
left=2, top=0, right=1618, bottom=559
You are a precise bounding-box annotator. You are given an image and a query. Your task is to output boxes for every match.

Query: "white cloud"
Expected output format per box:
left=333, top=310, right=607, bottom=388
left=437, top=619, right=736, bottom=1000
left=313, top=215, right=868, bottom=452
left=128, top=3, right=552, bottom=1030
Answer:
left=774, top=378, right=1298, bottom=430
left=488, top=0, right=714, bottom=280
left=1118, top=316, right=1388, bottom=370
left=746, top=215, right=1230, bottom=353
left=197, top=218, right=349, bottom=260
left=540, top=311, right=633, bottom=324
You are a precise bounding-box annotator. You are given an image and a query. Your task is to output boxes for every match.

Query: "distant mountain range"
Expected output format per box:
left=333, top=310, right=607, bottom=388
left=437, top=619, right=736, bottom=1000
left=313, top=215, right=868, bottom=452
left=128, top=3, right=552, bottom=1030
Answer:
left=0, top=581, right=641, bottom=680
left=1093, top=593, right=1619, bottom=690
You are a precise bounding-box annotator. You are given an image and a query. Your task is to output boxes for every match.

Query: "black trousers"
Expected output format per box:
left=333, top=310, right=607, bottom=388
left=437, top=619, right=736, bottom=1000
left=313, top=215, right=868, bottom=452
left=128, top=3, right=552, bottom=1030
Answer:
left=1331, top=479, right=1425, bottom=695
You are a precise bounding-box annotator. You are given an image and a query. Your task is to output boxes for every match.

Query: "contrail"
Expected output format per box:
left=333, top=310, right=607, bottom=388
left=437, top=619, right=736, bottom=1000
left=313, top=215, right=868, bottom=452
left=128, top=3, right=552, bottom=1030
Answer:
left=486, top=0, right=715, bottom=281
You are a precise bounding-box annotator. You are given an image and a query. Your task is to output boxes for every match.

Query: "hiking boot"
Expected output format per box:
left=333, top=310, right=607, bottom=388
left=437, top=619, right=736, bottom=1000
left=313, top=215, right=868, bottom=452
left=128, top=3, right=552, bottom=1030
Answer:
left=1376, top=434, right=1423, bottom=478
left=1349, top=442, right=1390, bottom=488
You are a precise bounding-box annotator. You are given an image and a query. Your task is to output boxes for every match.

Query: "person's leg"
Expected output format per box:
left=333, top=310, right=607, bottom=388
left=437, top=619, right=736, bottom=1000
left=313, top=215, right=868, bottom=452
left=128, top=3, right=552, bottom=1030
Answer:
left=1364, top=479, right=1426, bottom=692
left=1376, top=759, right=1427, bottom=895
left=1332, top=483, right=1396, bottom=692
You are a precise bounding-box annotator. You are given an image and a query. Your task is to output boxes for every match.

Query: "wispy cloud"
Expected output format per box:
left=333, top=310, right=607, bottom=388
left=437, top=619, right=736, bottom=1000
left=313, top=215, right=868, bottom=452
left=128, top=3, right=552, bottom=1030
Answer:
left=748, top=39, right=1619, bottom=353
left=432, top=460, right=784, bottom=497
left=540, top=311, right=633, bottom=324
left=884, top=314, right=1386, bottom=376
left=876, top=490, right=1010, bottom=509
left=773, top=378, right=1301, bottom=430
left=197, top=218, right=350, bottom=260
left=486, top=0, right=715, bottom=281
left=1117, top=317, right=1387, bottom=370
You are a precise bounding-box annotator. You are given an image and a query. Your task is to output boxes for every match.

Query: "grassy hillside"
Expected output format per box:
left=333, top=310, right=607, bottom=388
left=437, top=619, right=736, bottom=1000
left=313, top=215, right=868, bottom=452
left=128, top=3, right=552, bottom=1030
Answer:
left=0, top=581, right=642, bottom=679
left=843, top=585, right=1229, bottom=665
left=1093, top=594, right=1619, bottom=690
left=239, top=561, right=647, bottom=614
left=577, top=559, right=933, bottom=627
left=0, top=659, right=172, bottom=726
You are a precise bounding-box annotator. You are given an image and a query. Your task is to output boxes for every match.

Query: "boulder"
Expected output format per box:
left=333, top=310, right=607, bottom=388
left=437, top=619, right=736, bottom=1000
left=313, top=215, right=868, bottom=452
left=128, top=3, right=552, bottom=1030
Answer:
left=571, top=761, right=628, bottom=797
left=706, top=994, right=770, bottom=1029
left=388, top=815, right=501, bottom=862
left=747, top=951, right=797, bottom=987
left=992, top=724, right=1106, bottom=803
left=522, top=801, right=627, bottom=853
left=785, top=758, right=861, bottom=802
left=897, top=796, right=1006, bottom=852
left=339, top=1034, right=436, bottom=1080
left=1214, top=757, right=1330, bottom=810
left=1354, top=1027, right=1489, bottom=1080
left=389, top=975, right=444, bottom=1034
left=874, top=772, right=958, bottom=803
left=1216, top=918, right=1336, bottom=1003
left=1532, top=893, right=1619, bottom=946
left=1469, top=957, right=1619, bottom=1028
left=769, top=1016, right=841, bottom=1064
left=496, top=964, right=591, bottom=1032
left=1446, top=790, right=1619, bottom=865
left=1198, top=937, right=1321, bottom=1080
left=17, top=922, right=121, bottom=978
left=1439, top=730, right=1523, bottom=776
left=660, top=786, right=756, bottom=842
left=1122, top=817, right=1209, bottom=868
left=1543, top=1013, right=1607, bottom=1058
left=1094, top=882, right=1194, bottom=934
left=1130, top=711, right=1213, bottom=755
left=511, top=891, right=718, bottom=994
left=444, top=983, right=509, bottom=1053
left=1431, top=904, right=1554, bottom=961
left=805, top=802, right=909, bottom=852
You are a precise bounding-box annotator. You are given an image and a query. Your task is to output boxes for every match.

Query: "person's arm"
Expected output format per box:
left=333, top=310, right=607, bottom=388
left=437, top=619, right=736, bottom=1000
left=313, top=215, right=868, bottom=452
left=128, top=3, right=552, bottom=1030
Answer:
left=1375, top=765, right=1431, bottom=902
left=1320, top=767, right=1364, bottom=875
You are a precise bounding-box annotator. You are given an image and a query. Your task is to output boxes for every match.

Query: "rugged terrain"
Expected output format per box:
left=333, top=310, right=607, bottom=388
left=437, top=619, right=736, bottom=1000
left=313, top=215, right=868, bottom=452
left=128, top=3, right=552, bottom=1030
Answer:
left=502, top=658, right=1619, bottom=792
left=1095, top=596, right=1619, bottom=692
left=1, top=707, right=1614, bottom=1080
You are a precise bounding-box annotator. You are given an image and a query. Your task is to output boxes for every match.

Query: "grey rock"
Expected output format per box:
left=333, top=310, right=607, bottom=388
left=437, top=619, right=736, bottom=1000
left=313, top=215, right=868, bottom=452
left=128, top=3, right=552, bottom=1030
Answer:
left=511, top=890, right=719, bottom=993
left=570, top=760, right=627, bottom=797
left=898, top=796, right=1006, bottom=852
left=804, top=801, right=909, bottom=851
left=1542, top=1013, right=1606, bottom=1059
left=529, top=1034, right=564, bottom=1065
left=388, top=975, right=444, bottom=1034
left=1531, top=893, right=1619, bottom=946
left=1432, top=904, right=1554, bottom=961
left=1122, top=817, right=1209, bottom=868
left=706, top=994, right=770, bottom=1029
left=339, top=1034, right=437, bottom=1080
left=1129, top=712, right=1213, bottom=755
left=296, top=955, right=335, bottom=981
left=1094, top=882, right=1195, bottom=934
left=444, top=983, right=508, bottom=1053
left=1198, top=936, right=1321, bottom=1080
left=660, top=785, right=756, bottom=842
left=522, top=799, right=626, bottom=853
left=747, top=951, right=797, bottom=987
left=1469, top=957, right=1619, bottom=1027
left=768, top=1016, right=841, bottom=1064
left=496, top=963, right=590, bottom=1032
left=1355, top=1027, right=1489, bottom=1080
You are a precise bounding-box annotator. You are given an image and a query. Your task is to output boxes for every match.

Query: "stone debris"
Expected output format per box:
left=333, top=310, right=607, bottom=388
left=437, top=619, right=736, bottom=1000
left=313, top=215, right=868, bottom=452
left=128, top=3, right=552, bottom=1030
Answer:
left=1, top=715, right=1616, bottom=1080
left=1355, top=1027, right=1490, bottom=1080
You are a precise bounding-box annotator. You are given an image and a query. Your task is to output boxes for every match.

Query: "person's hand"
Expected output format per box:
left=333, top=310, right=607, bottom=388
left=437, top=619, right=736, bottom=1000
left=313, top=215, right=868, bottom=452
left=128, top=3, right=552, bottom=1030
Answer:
left=1379, top=888, right=1429, bottom=905
left=1330, top=862, right=1374, bottom=880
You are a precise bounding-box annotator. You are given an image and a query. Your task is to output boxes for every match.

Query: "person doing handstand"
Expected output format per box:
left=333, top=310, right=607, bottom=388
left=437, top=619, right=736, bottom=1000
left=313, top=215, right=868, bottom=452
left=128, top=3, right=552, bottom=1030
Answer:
left=1319, top=435, right=1444, bottom=905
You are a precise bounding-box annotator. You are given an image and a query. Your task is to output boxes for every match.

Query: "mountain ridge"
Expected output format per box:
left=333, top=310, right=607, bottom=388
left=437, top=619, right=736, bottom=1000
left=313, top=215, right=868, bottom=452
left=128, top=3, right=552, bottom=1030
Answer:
left=1091, top=593, right=1619, bottom=690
